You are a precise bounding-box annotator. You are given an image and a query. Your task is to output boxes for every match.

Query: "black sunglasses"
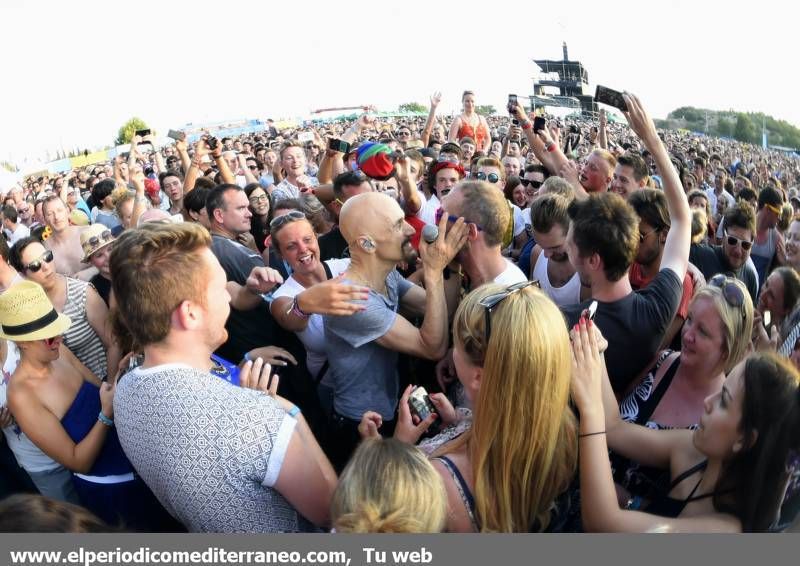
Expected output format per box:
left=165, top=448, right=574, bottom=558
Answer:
left=269, top=210, right=306, bottom=232
left=25, top=250, right=55, bottom=273
left=708, top=274, right=746, bottom=318
left=478, top=280, right=540, bottom=345
left=476, top=172, right=500, bottom=184
left=520, top=179, right=543, bottom=189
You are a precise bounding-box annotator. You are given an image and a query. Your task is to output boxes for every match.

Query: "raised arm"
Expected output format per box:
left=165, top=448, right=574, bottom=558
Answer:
left=395, top=154, right=422, bottom=215
left=624, top=93, right=690, bottom=279
left=598, top=109, right=609, bottom=150
left=376, top=214, right=468, bottom=360
left=570, top=321, right=737, bottom=532
left=420, top=92, right=442, bottom=147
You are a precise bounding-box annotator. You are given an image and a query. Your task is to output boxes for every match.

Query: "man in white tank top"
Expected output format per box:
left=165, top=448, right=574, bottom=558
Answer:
left=529, top=194, right=585, bottom=307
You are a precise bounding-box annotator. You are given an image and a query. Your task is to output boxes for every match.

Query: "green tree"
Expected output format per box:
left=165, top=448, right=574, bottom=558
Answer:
left=398, top=102, right=426, bottom=113
left=476, top=104, right=497, bottom=116
left=734, top=113, right=757, bottom=144
left=716, top=118, right=733, bottom=138
left=116, top=117, right=149, bottom=145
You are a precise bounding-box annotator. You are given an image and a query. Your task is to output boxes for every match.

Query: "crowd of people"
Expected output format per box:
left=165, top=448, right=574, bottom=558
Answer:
left=0, top=88, right=799, bottom=533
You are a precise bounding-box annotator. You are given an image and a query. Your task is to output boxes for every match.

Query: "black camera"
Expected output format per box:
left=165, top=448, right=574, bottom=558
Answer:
left=408, top=386, right=440, bottom=435
left=206, top=136, right=219, bottom=151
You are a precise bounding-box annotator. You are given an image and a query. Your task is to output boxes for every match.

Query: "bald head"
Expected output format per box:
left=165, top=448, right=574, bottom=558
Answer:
left=340, top=192, right=403, bottom=245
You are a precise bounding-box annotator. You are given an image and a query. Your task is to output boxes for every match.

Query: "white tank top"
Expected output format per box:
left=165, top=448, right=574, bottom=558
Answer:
left=1, top=340, right=62, bottom=473
left=532, top=252, right=582, bottom=308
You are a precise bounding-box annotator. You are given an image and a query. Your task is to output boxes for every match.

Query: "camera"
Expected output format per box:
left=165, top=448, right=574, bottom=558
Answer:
left=206, top=136, right=219, bottom=151
left=408, top=386, right=440, bottom=435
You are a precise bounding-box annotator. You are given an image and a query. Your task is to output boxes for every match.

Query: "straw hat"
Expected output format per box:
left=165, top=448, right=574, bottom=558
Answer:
left=0, top=281, right=71, bottom=341
left=80, top=224, right=116, bottom=263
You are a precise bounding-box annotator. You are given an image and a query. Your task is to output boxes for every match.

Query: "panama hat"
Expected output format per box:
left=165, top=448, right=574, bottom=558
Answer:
left=0, top=281, right=71, bottom=342
left=80, top=224, right=116, bottom=263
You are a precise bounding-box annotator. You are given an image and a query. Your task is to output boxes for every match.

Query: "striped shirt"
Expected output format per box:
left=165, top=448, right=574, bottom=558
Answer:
left=63, top=277, right=107, bottom=379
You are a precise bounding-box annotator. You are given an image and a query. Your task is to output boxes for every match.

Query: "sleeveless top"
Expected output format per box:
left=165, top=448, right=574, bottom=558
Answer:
left=644, top=460, right=715, bottom=518
left=532, top=252, right=581, bottom=307
left=750, top=228, right=777, bottom=283
left=60, top=380, right=133, bottom=477
left=63, top=277, right=107, bottom=379
left=456, top=116, right=489, bottom=149
left=432, top=453, right=572, bottom=532
left=1, top=341, right=61, bottom=473
left=613, top=352, right=698, bottom=500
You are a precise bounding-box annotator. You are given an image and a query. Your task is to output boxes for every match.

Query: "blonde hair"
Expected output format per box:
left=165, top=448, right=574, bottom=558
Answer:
left=438, top=284, right=577, bottom=532
left=331, top=439, right=446, bottom=533
left=691, top=208, right=708, bottom=243
left=692, top=280, right=753, bottom=373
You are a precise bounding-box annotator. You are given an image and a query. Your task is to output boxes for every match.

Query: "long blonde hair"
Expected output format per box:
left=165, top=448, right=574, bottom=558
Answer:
left=442, top=284, right=578, bottom=532
left=331, top=438, right=446, bottom=533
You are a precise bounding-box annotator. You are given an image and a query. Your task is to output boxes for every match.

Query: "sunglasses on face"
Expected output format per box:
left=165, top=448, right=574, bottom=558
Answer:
left=708, top=274, right=746, bottom=318
left=724, top=232, right=753, bottom=251
left=479, top=280, right=540, bottom=345
left=475, top=172, right=500, bottom=184
left=396, top=131, right=411, bottom=137
left=435, top=207, right=483, bottom=232
left=639, top=227, right=660, bottom=243
left=520, top=179, right=543, bottom=189
left=25, top=249, right=55, bottom=273
left=269, top=210, right=305, bottom=232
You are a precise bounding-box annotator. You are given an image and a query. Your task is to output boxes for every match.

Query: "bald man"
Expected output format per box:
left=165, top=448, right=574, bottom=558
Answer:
left=323, top=192, right=467, bottom=470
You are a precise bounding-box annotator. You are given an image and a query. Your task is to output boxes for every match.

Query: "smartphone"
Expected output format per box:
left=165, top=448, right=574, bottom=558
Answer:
left=507, top=94, right=518, bottom=114
left=206, top=136, right=219, bottom=151
left=594, top=85, right=628, bottom=112
left=327, top=138, right=351, bottom=154
left=533, top=116, right=547, bottom=133
left=587, top=300, right=598, bottom=321
left=137, top=142, right=154, bottom=153
left=408, top=386, right=439, bottom=434
left=298, top=132, right=314, bottom=143
left=135, top=129, right=151, bottom=138
left=763, top=310, right=772, bottom=329
left=167, top=129, right=186, bottom=141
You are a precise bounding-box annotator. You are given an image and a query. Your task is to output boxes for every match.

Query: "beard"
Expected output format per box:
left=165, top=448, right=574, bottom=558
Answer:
left=402, top=238, right=419, bottom=264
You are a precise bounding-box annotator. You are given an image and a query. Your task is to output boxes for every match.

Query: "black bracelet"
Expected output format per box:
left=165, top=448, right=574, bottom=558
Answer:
left=579, top=430, right=606, bottom=438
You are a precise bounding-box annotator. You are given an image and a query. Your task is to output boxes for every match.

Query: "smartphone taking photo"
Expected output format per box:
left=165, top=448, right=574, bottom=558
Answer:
left=595, top=85, right=628, bottom=112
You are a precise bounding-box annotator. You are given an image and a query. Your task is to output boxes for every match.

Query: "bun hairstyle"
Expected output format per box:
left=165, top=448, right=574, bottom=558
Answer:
left=331, top=438, right=446, bottom=533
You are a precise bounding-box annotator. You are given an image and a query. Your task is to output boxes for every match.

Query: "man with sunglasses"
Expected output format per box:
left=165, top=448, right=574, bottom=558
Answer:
left=522, top=164, right=547, bottom=201
left=690, top=200, right=759, bottom=303
left=750, top=186, right=786, bottom=283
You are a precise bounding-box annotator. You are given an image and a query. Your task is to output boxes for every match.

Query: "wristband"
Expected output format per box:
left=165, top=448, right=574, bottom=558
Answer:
left=286, top=296, right=309, bottom=319
left=97, top=412, right=114, bottom=427
left=287, top=405, right=300, bottom=418
left=546, top=143, right=557, bottom=153
left=579, top=430, right=605, bottom=438
left=521, top=121, right=533, bottom=131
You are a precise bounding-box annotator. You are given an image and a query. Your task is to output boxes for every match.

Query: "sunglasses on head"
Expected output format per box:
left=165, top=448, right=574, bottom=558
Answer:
left=269, top=210, right=305, bottom=232
left=475, top=172, right=500, bottom=184
left=708, top=274, right=746, bottom=317
left=520, top=179, right=543, bottom=189
left=25, top=250, right=54, bottom=273
left=724, top=232, right=753, bottom=251
left=87, top=230, right=113, bottom=249
left=478, top=280, right=540, bottom=345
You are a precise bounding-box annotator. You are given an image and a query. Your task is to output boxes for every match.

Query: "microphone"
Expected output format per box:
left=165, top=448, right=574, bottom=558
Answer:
left=422, top=224, right=439, bottom=244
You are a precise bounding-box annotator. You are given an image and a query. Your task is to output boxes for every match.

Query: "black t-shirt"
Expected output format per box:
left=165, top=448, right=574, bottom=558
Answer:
left=689, top=243, right=758, bottom=302
left=210, top=234, right=278, bottom=362
left=90, top=274, right=112, bottom=308
left=562, top=268, right=683, bottom=393
left=318, top=227, right=349, bottom=262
